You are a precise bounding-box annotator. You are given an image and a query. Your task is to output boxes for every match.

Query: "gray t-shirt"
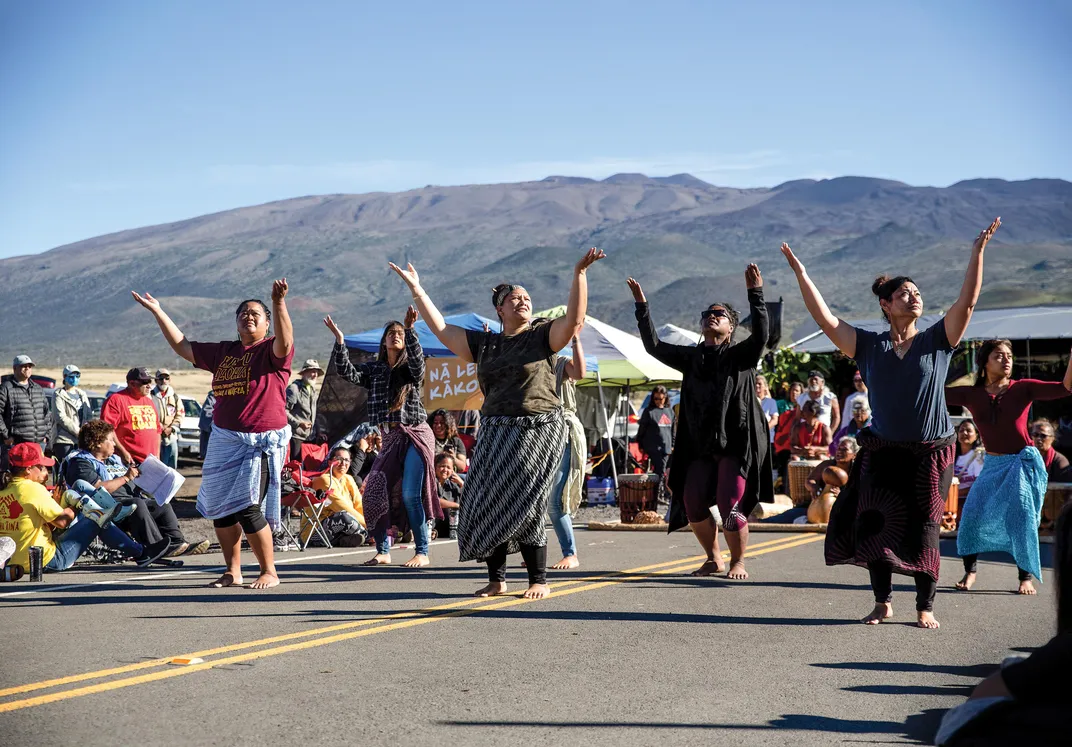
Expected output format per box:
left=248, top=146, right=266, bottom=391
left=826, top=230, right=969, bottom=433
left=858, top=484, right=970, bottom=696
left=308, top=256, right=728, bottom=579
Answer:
left=466, top=322, right=559, bottom=417
left=853, top=321, right=955, bottom=442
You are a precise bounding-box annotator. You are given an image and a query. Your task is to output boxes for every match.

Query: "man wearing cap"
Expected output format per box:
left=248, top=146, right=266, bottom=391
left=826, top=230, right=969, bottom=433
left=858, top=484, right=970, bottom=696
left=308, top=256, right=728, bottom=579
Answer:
left=101, top=367, right=162, bottom=470
left=53, top=364, right=92, bottom=464
left=796, top=369, right=841, bottom=434
left=151, top=369, right=183, bottom=469
left=844, top=370, right=869, bottom=419
left=0, top=355, right=53, bottom=469
left=285, top=359, right=323, bottom=461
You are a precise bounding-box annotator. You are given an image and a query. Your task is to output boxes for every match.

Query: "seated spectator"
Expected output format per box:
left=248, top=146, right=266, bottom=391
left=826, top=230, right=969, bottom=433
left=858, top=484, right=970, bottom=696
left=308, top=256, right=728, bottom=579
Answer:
left=1032, top=418, right=1072, bottom=482
left=0, top=443, right=170, bottom=577
left=339, top=424, right=381, bottom=488
left=432, top=452, right=463, bottom=540
left=428, top=409, right=468, bottom=472
left=63, top=419, right=205, bottom=558
left=307, top=447, right=366, bottom=546
left=829, top=399, right=871, bottom=456
left=806, top=436, right=859, bottom=499
left=790, top=400, right=833, bottom=461
left=936, top=500, right=1072, bottom=745
left=773, top=381, right=805, bottom=486
left=954, top=419, right=986, bottom=500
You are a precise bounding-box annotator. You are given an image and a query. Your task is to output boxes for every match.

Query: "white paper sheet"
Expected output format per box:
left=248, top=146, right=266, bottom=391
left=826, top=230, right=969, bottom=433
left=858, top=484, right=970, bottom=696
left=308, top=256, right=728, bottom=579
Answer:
left=134, top=455, right=185, bottom=506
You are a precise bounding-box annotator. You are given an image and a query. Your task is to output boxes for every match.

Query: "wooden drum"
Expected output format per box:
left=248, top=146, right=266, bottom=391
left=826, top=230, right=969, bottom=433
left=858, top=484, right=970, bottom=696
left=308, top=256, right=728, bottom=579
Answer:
left=1041, top=482, right=1072, bottom=533
left=942, top=476, right=960, bottom=532
left=788, top=459, right=822, bottom=506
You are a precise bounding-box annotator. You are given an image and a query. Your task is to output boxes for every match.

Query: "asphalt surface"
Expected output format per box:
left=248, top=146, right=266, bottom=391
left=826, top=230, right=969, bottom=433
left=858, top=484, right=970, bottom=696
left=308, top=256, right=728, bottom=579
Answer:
left=0, top=530, right=1055, bottom=746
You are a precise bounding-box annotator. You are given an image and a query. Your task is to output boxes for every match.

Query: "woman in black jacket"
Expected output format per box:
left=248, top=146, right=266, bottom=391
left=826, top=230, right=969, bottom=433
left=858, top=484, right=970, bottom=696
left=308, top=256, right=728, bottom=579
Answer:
left=627, top=265, right=772, bottom=579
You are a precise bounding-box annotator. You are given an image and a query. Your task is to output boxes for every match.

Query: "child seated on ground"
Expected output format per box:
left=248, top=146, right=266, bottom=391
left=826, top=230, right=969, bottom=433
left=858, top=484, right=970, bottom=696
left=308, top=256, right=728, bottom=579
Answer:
left=0, top=443, right=170, bottom=580
left=306, top=447, right=367, bottom=547
left=433, top=452, right=463, bottom=540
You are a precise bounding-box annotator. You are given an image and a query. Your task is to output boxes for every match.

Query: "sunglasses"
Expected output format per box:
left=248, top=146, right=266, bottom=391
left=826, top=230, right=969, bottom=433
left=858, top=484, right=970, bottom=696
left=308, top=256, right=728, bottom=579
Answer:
left=136, top=379, right=152, bottom=386
left=1031, top=431, right=1054, bottom=438
left=157, top=375, right=170, bottom=381
left=701, top=309, right=730, bottom=320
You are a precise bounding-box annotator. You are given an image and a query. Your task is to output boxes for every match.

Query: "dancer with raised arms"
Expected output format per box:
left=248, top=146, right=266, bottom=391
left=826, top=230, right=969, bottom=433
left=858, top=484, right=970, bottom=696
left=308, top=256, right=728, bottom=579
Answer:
left=132, top=280, right=295, bottom=590
left=627, top=264, right=772, bottom=580
left=323, top=306, right=440, bottom=568
left=390, top=247, right=605, bottom=599
left=947, top=339, right=1072, bottom=594
left=782, top=217, right=1001, bottom=628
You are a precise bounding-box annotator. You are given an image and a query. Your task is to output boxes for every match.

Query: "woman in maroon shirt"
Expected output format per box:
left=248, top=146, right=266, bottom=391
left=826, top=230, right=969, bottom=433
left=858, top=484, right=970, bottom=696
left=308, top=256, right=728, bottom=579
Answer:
left=946, top=339, right=1072, bottom=594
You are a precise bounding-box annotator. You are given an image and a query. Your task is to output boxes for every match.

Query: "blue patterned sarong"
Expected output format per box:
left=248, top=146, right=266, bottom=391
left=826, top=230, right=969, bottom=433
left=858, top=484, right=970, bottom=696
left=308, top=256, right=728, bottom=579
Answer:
left=956, top=447, right=1046, bottom=581
left=197, top=424, right=291, bottom=531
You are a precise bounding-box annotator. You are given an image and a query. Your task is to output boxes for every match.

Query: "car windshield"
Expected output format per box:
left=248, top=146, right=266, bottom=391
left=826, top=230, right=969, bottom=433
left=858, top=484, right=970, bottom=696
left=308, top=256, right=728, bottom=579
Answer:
left=183, top=399, right=202, bottom=417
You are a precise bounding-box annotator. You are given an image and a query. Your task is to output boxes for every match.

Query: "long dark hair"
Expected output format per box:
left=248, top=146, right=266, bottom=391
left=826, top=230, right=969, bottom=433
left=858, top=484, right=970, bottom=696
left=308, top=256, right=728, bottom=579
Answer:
left=378, top=321, right=416, bottom=411
left=648, top=385, right=669, bottom=410
left=428, top=408, right=458, bottom=440
left=1056, top=501, right=1072, bottom=635
left=956, top=419, right=983, bottom=451
left=872, top=274, right=915, bottom=322
left=974, top=339, right=1013, bottom=387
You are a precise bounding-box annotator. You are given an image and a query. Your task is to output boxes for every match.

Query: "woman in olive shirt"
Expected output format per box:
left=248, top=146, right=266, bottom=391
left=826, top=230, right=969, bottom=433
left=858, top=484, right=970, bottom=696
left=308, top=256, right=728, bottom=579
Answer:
left=390, top=247, right=605, bottom=599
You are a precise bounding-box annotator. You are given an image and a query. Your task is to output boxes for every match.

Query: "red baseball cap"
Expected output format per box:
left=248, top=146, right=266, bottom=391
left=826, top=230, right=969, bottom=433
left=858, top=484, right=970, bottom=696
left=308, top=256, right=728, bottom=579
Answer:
left=8, top=442, right=55, bottom=468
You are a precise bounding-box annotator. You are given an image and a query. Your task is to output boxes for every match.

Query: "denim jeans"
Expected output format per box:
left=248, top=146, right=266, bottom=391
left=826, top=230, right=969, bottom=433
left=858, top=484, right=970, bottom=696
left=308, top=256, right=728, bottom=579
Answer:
left=546, top=443, right=575, bottom=558
left=373, top=443, right=429, bottom=556
left=160, top=440, right=178, bottom=469
left=46, top=519, right=143, bottom=571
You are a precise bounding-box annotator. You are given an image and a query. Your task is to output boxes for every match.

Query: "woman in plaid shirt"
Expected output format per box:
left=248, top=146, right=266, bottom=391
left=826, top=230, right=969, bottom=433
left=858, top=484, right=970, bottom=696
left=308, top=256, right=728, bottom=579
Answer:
left=324, top=306, right=441, bottom=568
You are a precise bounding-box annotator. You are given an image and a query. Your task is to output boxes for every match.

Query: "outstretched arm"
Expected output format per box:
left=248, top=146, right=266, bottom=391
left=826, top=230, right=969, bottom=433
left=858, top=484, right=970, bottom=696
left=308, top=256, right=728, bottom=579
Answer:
left=550, top=248, right=605, bottom=352
left=131, top=291, right=195, bottom=363
left=323, top=316, right=371, bottom=387
left=271, top=278, right=294, bottom=360
left=389, top=263, right=473, bottom=362
left=737, top=264, right=768, bottom=363
left=563, top=334, right=586, bottom=380
left=780, top=243, right=857, bottom=359
left=627, top=277, right=693, bottom=371
left=945, top=218, right=1000, bottom=348
left=403, top=305, right=426, bottom=381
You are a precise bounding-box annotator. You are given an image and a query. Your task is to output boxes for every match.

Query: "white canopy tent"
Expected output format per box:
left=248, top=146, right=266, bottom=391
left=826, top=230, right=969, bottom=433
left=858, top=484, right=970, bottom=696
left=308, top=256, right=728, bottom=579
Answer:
left=656, top=323, right=701, bottom=346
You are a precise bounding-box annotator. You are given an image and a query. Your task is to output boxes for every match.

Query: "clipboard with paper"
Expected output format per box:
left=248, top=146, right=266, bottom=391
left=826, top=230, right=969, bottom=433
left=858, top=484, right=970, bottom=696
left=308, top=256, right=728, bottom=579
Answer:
left=134, top=455, right=186, bottom=506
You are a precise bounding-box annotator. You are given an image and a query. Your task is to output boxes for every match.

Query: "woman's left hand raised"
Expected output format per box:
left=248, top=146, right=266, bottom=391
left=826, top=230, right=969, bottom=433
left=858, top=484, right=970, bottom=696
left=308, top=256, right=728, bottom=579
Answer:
left=272, top=278, right=289, bottom=303
left=574, top=247, right=606, bottom=274
left=972, top=217, right=1001, bottom=253
left=389, top=262, right=421, bottom=290
left=404, top=305, right=420, bottom=329
left=745, top=263, right=763, bottom=289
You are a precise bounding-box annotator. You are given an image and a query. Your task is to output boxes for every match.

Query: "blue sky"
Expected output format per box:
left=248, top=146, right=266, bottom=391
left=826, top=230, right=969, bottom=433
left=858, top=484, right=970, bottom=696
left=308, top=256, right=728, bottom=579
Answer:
left=1, top=0, right=1069, bottom=258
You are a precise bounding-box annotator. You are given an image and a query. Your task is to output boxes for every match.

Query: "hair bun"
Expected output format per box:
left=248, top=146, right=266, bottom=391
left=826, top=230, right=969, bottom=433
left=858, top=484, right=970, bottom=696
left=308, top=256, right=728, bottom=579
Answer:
left=872, top=275, right=891, bottom=296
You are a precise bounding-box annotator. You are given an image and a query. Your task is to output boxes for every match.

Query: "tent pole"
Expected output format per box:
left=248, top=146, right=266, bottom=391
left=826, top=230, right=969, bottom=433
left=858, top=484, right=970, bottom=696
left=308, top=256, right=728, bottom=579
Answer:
left=595, top=370, right=619, bottom=495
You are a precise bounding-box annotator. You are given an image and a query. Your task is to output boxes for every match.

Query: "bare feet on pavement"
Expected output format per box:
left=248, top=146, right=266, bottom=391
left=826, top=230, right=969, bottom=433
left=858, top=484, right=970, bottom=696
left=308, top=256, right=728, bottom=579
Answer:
left=955, top=572, right=976, bottom=591
left=363, top=554, right=391, bottom=566
left=475, top=581, right=508, bottom=597
left=208, top=572, right=243, bottom=588
left=727, top=561, right=749, bottom=580
left=249, top=572, right=279, bottom=590
left=1018, top=579, right=1037, bottom=595
left=552, top=556, right=579, bottom=570
left=402, top=554, right=430, bottom=568
left=523, top=583, right=551, bottom=599
left=690, top=559, right=725, bottom=576
left=862, top=602, right=893, bottom=625
left=917, top=610, right=940, bottom=629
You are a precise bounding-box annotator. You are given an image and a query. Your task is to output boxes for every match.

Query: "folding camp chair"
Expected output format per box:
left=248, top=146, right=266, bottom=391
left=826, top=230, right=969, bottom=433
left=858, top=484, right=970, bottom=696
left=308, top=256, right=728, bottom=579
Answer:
left=279, top=442, right=331, bottom=551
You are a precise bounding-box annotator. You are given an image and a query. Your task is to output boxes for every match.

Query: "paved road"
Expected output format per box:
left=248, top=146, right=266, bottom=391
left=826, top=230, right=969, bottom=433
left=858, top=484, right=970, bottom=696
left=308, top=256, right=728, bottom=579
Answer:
left=0, top=530, right=1054, bottom=746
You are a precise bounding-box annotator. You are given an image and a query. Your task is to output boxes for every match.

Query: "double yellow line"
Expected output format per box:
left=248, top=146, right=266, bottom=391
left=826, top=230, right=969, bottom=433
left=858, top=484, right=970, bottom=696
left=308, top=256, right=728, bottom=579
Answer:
left=0, top=534, right=820, bottom=713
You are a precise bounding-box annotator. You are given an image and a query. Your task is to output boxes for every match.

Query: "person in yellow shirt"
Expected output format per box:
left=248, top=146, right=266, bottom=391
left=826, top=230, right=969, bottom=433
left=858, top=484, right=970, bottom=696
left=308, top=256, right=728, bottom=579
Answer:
left=304, top=447, right=367, bottom=547
left=0, top=443, right=169, bottom=579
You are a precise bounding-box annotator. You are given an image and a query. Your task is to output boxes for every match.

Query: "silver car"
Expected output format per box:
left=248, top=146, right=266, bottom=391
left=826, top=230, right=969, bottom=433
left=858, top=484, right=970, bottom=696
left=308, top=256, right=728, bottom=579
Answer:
left=177, top=395, right=203, bottom=460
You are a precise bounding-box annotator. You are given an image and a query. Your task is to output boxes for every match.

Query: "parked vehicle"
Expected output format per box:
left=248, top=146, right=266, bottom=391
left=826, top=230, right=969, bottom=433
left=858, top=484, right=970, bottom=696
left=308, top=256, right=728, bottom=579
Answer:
left=177, top=395, right=203, bottom=460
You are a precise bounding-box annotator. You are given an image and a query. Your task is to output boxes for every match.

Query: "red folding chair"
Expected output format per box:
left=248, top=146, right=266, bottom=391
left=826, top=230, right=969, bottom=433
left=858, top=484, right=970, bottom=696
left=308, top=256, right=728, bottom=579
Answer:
left=279, top=442, right=331, bottom=551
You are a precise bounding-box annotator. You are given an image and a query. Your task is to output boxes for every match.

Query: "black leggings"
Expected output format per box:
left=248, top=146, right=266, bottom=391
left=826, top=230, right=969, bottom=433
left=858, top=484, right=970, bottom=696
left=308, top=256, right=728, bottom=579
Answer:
left=868, top=562, right=937, bottom=612
left=212, top=504, right=268, bottom=535
left=486, top=543, right=547, bottom=586
left=962, top=554, right=1032, bottom=582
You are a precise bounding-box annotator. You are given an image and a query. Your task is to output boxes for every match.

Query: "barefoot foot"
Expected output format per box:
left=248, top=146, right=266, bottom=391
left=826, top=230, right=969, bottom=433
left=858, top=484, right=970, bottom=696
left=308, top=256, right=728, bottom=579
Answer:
left=861, top=602, right=893, bottom=625
left=726, top=561, right=749, bottom=580
left=207, top=572, right=243, bottom=588
left=955, top=572, right=976, bottom=591
left=363, top=554, right=391, bottom=566
left=475, top=581, right=508, bottom=597
left=249, top=572, right=279, bottom=590
left=690, top=559, right=725, bottom=577
left=402, top=554, right=429, bottom=568
left=1018, top=579, right=1037, bottom=595
left=551, top=555, right=579, bottom=570
left=523, top=583, right=551, bottom=600
left=917, top=610, right=940, bottom=629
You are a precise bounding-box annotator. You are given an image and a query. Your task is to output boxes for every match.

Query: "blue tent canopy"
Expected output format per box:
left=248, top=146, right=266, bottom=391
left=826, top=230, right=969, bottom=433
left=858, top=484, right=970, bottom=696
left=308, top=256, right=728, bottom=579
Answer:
left=343, top=312, right=599, bottom=370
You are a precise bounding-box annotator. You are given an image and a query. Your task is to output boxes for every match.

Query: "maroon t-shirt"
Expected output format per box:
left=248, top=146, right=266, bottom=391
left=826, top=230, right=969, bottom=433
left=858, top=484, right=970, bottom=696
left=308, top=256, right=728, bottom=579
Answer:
left=945, top=379, right=1071, bottom=454
left=191, top=337, right=294, bottom=433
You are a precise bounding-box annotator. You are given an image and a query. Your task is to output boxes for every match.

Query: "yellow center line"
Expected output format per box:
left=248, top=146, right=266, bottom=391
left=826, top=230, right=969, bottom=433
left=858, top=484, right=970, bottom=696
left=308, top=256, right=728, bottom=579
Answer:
left=0, top=534, right=821, bottom=712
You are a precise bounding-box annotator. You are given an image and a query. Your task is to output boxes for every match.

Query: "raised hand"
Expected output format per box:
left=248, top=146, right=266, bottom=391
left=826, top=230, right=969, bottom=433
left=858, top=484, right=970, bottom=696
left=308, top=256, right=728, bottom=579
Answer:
left=781, top=243, right=806, bottom=275
left=404, top=305, right=419, bottom=329
left=389, top=262, right=421, bottom=290
left=574, top=247, right=606, bottom=274
left=972, top=217, right=1001, bottom=253
left=323, top=315, right=345, bottom=344
left=626, top=277, right=646, bottom=303
left=131, top=291, right=162, bottom=313
left=745, top=263, right=763, bottom=289
left=272, top=278, right=289, bottom=303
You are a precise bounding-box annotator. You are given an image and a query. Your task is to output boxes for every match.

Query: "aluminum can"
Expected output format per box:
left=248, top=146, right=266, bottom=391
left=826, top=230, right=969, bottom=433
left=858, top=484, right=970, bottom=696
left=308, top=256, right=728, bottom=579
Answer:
left=28, top=546, right=44, bottom=582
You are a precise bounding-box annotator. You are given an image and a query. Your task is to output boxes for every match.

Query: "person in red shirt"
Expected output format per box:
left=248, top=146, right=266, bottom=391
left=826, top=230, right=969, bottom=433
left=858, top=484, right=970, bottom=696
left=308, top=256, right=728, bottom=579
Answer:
left=101, top=368, right=162, bottom=467
left=946, top=339, right=1072, bottom=594
left=132, top=280, right=294, bottom=591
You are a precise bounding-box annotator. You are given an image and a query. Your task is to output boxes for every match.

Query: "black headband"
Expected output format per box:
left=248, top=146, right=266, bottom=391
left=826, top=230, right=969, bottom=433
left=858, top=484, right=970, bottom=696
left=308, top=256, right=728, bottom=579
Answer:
left=493, top=285, right=520, bottom=308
